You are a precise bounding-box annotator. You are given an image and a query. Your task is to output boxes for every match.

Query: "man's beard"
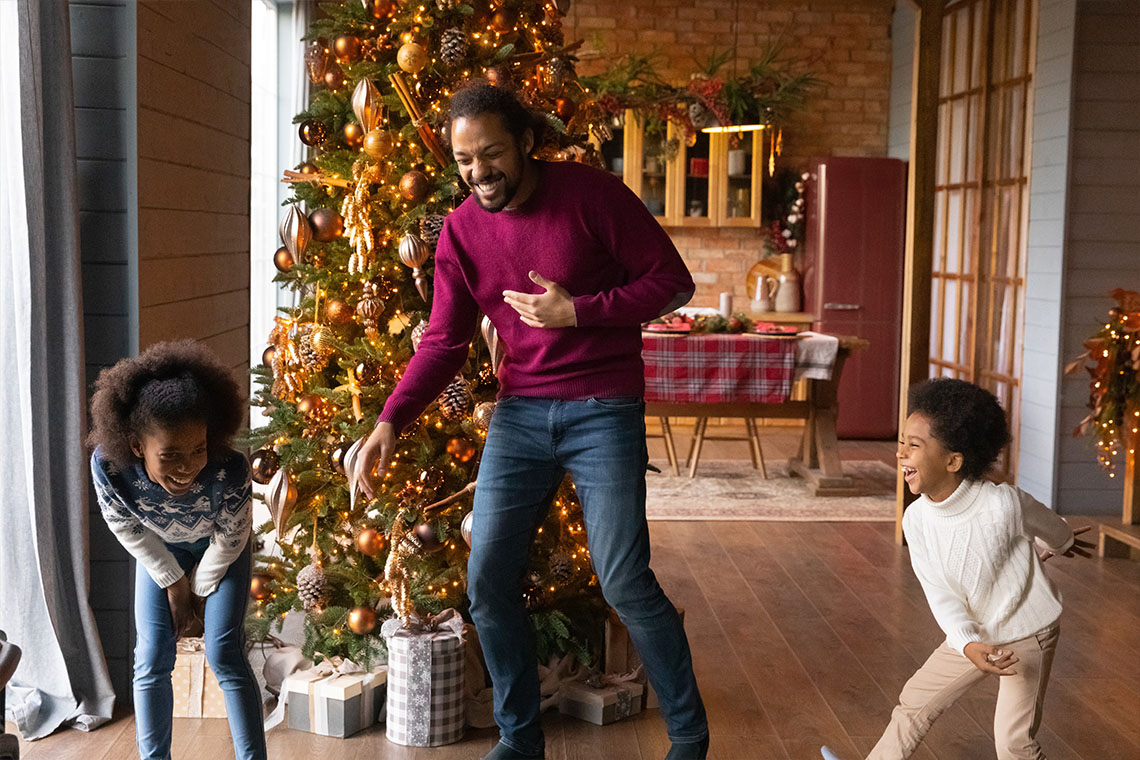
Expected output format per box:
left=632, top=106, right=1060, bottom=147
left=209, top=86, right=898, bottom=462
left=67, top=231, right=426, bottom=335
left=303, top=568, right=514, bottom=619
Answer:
left=470, top=171, right=521, bottom=213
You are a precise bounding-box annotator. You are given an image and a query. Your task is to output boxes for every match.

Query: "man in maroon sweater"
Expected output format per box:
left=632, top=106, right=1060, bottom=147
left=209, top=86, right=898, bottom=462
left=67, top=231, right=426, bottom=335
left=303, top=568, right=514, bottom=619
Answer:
left=355, top=84, right=708, bottom=760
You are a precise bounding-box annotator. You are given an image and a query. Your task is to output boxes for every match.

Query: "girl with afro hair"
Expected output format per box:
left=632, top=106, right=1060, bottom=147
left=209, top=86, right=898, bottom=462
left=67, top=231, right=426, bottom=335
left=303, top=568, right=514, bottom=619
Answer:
left=88, top=340, right=265, bottom=760
left=823, top=378, right=1093, bottom=760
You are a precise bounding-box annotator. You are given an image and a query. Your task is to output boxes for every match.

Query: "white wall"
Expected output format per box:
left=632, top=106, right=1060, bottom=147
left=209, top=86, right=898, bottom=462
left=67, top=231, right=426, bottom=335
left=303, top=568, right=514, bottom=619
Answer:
left=1054, top=0, right=1140, bottom=515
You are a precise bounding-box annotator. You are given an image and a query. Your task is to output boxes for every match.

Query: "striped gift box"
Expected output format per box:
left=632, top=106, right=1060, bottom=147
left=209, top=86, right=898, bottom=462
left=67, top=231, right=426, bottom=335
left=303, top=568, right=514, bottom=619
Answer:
left=381, top=611, right=465, bottom=747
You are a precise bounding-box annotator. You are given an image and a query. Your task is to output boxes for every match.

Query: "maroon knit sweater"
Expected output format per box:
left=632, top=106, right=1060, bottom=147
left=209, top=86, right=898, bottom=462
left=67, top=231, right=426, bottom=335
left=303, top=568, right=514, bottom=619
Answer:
left=380, top=160, right=694, bottom=432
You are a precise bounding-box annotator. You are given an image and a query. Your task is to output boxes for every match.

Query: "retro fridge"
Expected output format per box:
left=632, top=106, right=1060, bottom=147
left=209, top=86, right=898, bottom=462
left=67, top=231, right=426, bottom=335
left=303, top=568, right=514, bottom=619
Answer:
left=801, top=157, right=907, bottom=439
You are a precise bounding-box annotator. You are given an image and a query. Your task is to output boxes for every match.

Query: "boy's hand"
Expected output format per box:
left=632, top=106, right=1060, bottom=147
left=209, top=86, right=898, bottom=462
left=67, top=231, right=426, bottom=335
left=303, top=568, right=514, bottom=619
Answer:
left=1039, top=524, right=1095, bottom=563
left=503, top=271, right=577, bottom=328
left=963, top=641, right=1019, bottom=675
left=166, top=576, right=198, bottom=638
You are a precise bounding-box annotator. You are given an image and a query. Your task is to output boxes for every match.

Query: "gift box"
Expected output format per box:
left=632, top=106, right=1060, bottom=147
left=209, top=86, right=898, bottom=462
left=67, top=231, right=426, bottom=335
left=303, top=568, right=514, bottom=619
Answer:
left=281, top=662, right=387, bottom=738
left=381, top=610, right=465, bottom=747
left=172, top=637, right=227, bottom=718
left=604, top=607, right=686, bottom=710
left=559, top=679, right=644, bottom=725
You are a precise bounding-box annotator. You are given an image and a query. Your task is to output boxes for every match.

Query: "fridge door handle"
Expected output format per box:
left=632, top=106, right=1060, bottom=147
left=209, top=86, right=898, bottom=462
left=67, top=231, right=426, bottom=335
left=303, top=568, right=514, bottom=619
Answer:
left=823, top=302, right=862, bottom=311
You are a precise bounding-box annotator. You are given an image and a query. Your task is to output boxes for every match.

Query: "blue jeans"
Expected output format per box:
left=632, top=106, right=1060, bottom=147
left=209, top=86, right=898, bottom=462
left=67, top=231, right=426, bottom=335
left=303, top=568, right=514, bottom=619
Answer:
left=133, top=538, right=266, bottom=760
left=467, top=396, right=708, bottom=755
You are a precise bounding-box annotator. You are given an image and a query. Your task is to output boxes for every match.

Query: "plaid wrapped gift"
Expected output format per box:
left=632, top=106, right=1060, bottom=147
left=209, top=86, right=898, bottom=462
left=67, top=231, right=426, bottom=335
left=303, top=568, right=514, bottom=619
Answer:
left=559, top=678, right=644, bottom=725
left=278, top=660, right=386, bottom=738
left=642, top=333, right=796, bottom=403
left=172, top=637, right=227, bottom=718
left=381, top=609, right=465, bottom=747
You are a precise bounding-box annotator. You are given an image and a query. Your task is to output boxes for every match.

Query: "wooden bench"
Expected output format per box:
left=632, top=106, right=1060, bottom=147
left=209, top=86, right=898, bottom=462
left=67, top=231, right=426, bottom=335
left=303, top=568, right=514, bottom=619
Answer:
left=1098, top=431, right=1140, bottom=559
left=1099, top=522, right=1140, bottom=559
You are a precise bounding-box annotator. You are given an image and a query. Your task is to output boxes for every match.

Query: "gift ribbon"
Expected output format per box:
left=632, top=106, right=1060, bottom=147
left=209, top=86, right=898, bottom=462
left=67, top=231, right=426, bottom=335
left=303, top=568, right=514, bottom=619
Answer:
left=265, top=658, right=378, bottom=733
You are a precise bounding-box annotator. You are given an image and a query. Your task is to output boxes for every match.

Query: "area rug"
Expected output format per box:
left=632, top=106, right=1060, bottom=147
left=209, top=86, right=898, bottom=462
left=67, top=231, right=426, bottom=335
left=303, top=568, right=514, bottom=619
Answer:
left=646, top=459, right=897, bottom=521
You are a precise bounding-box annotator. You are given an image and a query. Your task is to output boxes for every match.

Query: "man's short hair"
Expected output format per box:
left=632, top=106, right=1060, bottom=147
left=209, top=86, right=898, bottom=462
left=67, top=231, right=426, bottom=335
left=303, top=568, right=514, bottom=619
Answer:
left=448, top=83, right=540, bottom=143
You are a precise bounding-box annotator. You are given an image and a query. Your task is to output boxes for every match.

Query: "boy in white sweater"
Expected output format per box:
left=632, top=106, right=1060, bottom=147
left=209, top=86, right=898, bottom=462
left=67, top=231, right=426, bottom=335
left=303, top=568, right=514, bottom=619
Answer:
left=824, top=378, right=1092, bottom=760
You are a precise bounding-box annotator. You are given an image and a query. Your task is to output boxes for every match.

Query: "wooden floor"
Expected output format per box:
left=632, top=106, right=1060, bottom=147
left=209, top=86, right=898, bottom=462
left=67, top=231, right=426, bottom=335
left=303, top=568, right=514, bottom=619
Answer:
left=11, top=431, right=1140, bottom=759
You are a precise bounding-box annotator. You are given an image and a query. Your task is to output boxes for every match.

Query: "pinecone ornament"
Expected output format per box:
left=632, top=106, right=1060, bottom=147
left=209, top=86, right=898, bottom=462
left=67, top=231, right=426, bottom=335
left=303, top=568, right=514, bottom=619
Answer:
left=296, top=563, right=329, bottom=612
left=419, top=213, right=446, bottom=247
left=298, top=325, right=332, bottom=372
left=438, top=376, right=472, bottom=421
left=539, top=9, right=564, bottom=46
left=548, top=551, right=573, bottom=584
left=440, top=28, right=468, bottom=68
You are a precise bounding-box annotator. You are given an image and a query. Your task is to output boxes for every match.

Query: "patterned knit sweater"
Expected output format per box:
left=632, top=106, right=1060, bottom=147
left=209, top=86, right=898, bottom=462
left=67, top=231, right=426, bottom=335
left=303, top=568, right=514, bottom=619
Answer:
left=92, top=447, right=252, bottom=596
left=902, top=478, right=1075, bottom=655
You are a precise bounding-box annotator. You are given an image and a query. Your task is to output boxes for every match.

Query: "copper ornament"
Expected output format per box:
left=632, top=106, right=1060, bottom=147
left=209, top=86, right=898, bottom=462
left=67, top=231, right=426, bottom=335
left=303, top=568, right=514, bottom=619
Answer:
left=398, top=170, right=430, bottom=203
left=352, top=78, right=385, bottom=133
left=343, top=122, right=365, bottom=149
left=413, top=523, right=443, bottom=552
left=355, top=527, right=385, bottom=557
left=333, top=35, right=362, bottom=62
left=356, top=281, right=384, bottom=339
left=323, top=64, right=346, bottom=91
left=304, top=44, right=331, bottom=84
left=249, top=574, right=273, bottom=601
left=298, top=119, right=329, bottom=146
left=355, top=359, right=382, bottom=386
left=348, top=606, right=377, bottom=634
left=367, top=0, right=396, bottom=18
left=399, top=232, right=431, bottom=302
left=309, top=207, right=344, bottom=242
left=490, top=9, right=513, bottom=33
left=273, top=246, right=294, bottom=273
left=555, top=96, right=577, bottom=122
left=266, top=468, right=298, bottom=535
left=472, top=401, right=496, bottom=433
left=279, top=205, right=312, bottom=266
left=446, top=437, right=476, bottom=463
left=324, top=299, right=352, bottom=325
left=261, top=345, right=275, bottom=368
left=250, top=447, right=281, bottom=485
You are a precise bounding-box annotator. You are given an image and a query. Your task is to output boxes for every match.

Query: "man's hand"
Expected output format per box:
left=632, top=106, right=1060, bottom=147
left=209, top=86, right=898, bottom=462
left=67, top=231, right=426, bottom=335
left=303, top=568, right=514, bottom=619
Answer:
left=963, top=641, right=1019, bottom=676
left=355, top=421, right=396, bottom=499
left=503, top=271, right=577, bottom=328
left=1038, top=524, right=1095, bottom=563
left=167, top=576, right=199, bottom=639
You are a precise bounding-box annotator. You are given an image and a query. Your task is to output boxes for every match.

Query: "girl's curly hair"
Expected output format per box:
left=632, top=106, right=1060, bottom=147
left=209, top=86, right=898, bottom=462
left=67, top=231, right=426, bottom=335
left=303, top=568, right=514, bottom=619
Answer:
left=908, top=378, right=1011, bottom=480
left=87, top=340, right=244, bottom=468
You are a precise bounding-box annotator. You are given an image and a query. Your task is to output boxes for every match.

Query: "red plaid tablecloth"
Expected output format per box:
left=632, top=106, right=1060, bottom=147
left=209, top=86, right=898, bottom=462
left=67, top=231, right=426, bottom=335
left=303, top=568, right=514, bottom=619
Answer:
left=642, top=333, right=796, bottom=403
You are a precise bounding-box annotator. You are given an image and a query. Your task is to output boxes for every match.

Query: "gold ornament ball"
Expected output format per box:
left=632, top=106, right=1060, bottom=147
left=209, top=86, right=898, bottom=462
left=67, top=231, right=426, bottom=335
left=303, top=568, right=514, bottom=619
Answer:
left=310, top=325, right=334, bottom=354
left=249, top=574, right=273, bottom=601
left=369, top=0, right=396, bottom=18
left=325, top=299, right=353, bottom=325
left=355, top=359, right=382, bottom=386
left=273, top=245, right=295, bottom=273
left=298, top=119, right=329, bottom=146
left=490, top=9, right=513, bottom=33
left=296, top=394, right=323, bottom=417
left=250, top=447, right=281, bottom=485
left=398, top=170, right=430, bottom=203
left=348, top=606, right=377, bottom=634
left=362, top=129, right=395, bottom=159
left=396, top=42, right=428, bottom=73
left=333, top=35, right=362, bottom=62
left=343, top=122, right=366, bottom=149
left=446, top=437, right=476, bottom=463
left=323, top=66, right=346, bottom=90
left=261, top=345, right=275, bottom=368
left=309, top=207, right=344, bottom=242
left=355, top=527, right=385, bottom=557
left=472, top=401, right=496, bottom=433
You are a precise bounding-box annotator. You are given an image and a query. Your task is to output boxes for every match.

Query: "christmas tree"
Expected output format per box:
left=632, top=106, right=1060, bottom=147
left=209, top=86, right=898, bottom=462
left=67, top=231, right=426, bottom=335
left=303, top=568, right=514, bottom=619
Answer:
left=246, top=0, right=609, bottom=666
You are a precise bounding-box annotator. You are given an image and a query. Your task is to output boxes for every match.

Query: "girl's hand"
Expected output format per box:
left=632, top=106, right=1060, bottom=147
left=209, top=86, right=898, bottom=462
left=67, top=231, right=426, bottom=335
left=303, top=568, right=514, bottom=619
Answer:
left=1039, top=525, right=1095, bottom=563
left=166, top=576, right=197, bottom=638
left=963, top=641, right=1019, bottom=675
left=356, top=421, right=396, bottom=500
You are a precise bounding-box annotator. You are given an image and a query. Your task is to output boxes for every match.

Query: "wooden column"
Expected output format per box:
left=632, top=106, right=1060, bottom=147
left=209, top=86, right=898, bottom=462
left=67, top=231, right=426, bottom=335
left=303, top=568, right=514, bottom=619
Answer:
left=895, top=0, right=944, bottom=544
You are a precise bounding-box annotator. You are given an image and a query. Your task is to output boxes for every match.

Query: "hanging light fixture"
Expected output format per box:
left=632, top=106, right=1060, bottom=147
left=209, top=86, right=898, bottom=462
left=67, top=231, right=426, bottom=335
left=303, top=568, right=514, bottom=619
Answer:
left=702, top=0, right=767, bottom=135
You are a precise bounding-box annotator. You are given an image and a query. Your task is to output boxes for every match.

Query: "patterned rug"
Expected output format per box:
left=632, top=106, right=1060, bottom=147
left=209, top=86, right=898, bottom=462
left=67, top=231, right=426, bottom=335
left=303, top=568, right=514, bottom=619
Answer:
left=646, top=459, right=897, bottom=521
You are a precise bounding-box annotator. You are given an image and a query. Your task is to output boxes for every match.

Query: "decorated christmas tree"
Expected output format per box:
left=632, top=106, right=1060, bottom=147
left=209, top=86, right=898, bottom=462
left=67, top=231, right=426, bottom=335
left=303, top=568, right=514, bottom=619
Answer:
left=246, top=0, right=609, bottom=666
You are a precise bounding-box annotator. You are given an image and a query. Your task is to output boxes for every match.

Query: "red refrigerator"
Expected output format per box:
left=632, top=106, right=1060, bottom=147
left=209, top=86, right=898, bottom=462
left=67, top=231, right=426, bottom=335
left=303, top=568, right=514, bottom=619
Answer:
left=801, top=157, right=907, bottom=439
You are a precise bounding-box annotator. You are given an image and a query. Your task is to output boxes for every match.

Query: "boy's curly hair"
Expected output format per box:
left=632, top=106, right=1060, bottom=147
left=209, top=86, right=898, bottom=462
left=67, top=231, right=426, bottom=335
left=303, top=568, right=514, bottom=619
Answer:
left=87, top=340, right=244, bottom=468
left=908, top=378, right=1010, bottom=480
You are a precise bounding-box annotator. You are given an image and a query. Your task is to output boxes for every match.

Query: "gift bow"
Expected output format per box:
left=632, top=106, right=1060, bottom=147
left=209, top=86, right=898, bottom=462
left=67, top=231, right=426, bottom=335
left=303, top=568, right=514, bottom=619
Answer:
left=380, top=607, right=465, bottom=639
left=309, top=656, right=366, bottom=677
left=176, top=637, right=206, bottom=654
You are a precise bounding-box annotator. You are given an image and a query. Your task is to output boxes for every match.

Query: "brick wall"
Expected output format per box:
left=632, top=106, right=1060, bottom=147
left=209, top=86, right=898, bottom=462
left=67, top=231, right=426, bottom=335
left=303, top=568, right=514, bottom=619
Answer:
left=564, top=0, right=894, bottom=308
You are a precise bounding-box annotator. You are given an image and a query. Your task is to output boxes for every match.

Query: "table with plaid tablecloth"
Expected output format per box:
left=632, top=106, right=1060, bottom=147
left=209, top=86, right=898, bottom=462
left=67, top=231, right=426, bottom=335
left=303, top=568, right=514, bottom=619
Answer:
left=642, top=333, right=797, bottom=404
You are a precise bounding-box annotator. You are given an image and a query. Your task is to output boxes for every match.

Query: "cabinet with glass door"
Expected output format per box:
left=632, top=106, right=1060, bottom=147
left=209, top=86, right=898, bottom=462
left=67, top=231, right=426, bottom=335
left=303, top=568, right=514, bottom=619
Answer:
left=710, top=129, right=764, bottom=227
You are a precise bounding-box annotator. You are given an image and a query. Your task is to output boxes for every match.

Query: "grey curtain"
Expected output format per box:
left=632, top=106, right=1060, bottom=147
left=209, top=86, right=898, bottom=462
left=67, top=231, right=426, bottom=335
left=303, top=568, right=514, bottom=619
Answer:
left=0, top=0, right=115, bottom=739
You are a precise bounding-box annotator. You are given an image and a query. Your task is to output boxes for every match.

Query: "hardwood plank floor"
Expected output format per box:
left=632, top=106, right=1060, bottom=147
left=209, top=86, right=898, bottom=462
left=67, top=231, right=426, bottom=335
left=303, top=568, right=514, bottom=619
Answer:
left=10, top=433, right=1140, bottom=759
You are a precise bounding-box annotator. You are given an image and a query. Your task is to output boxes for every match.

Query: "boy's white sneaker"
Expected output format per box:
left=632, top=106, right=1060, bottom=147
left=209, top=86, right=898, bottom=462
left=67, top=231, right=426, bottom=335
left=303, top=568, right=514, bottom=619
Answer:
left=820, top=747, right=844, bottom=760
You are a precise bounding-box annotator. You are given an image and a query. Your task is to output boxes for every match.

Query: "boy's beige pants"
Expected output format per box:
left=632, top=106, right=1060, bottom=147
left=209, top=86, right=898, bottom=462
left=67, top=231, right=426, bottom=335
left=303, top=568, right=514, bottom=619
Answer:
left=868, top=625, right=1059, bottom=760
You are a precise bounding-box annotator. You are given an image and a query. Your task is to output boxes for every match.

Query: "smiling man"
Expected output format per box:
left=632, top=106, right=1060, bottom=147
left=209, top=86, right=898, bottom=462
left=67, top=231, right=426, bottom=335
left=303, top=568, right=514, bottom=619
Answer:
left=353, top=84, right=708, bottom=760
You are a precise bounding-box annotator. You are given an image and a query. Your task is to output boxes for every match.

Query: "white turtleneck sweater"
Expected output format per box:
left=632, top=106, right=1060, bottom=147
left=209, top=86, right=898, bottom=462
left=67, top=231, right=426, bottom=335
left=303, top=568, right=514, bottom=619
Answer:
left=903, top=479, right=1075, bottom=655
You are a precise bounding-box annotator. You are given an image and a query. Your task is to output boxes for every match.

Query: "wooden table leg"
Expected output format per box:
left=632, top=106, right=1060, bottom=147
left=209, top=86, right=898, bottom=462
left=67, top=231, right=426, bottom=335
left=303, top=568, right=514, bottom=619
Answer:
left=745, top=418, right=767, bottom=478
left=688, top=417, right=709, bottom=479
left=660, top=417, right=680, bottom=476
left=787, top=349, right=857, bottom=495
